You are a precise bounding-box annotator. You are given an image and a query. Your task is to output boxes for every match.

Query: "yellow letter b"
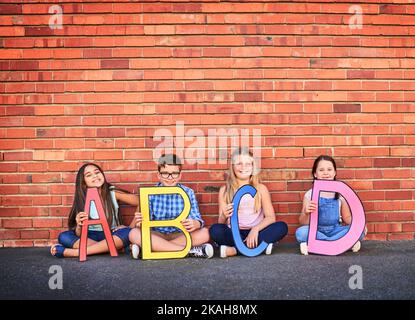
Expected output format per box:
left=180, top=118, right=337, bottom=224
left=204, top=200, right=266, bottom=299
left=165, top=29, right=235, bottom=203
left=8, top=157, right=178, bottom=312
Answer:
left=140, top=186, right=192, bottom=260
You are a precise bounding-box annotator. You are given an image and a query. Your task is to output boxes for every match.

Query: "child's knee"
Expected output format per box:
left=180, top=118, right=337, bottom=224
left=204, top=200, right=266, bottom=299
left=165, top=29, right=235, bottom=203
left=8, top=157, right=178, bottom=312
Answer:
left=188, top=227, right=210, bottom=245
left=196, top=227, right=210, bottom=242
left=295, top=226, right=309, bottom=243
left=128, top=227, right=141, bottom=244
left=58, top=230, right=77, bottom=248
left=208, top=223, right=224, bottom=240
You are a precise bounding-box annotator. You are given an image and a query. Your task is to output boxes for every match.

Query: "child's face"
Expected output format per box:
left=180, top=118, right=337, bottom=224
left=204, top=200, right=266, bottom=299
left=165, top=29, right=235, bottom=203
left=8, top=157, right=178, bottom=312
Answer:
left=83, top=165, right=105, bottom=188
left=314, top=160, right=336, bottom=180
left=233, top=154, right=254, bottom=180
left=158, top=164, right=182, bottom=187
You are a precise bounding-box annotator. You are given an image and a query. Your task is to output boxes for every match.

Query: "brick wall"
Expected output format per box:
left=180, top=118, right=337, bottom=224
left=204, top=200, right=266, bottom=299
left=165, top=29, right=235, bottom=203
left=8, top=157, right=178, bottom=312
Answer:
left=1, top=0, right=415, bottom=247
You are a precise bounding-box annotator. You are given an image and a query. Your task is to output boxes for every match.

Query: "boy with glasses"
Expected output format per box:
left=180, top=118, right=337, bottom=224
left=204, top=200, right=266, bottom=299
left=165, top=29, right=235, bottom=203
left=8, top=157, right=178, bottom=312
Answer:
left=129, top=154, right=213, bottom=259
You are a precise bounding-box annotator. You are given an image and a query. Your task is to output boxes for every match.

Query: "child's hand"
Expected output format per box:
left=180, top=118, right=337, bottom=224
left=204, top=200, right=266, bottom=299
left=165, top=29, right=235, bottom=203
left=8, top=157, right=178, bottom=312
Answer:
left=75, top=212, right=88, bottom=227
left=222, top=204, right=233, bottom=218
left=133, top=212, right=142, bottom=227
left=244, top=228, right=259, bottom=248
left=305, top=201, right=318, bottom=214
left=181, top=219, right=200, bottom=232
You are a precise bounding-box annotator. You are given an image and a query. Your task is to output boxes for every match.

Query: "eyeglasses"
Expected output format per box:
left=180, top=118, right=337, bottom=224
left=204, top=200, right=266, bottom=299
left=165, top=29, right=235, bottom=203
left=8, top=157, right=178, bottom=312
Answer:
left=159, top=171, right=180, bottom=179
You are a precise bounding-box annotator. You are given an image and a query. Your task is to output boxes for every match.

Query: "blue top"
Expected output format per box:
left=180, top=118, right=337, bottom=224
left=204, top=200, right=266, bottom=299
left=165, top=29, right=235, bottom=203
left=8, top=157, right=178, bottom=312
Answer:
left=148, top=183, right=204, bottom=234
left=88, top=189, right=119, bottom=231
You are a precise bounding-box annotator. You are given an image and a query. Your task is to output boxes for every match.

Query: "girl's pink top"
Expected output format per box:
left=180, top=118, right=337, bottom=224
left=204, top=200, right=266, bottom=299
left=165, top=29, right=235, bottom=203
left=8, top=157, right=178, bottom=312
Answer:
left=228, top=193, right=264, bottom=229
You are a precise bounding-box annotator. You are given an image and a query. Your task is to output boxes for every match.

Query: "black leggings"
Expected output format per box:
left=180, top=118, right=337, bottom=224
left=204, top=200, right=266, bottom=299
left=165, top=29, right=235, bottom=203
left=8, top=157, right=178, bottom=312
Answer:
left=209, top=222, right=288, bottom=248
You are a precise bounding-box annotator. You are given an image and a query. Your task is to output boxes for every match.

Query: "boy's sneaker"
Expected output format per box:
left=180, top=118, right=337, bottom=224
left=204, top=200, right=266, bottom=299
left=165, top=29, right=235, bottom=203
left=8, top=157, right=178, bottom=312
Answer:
left=220, top=245, right=229, bottom=258
left=265, top=243, right=273, bottom=255
left=351, top=241, right=361, bottom=253
left=300, top=242, right=308, bottom=255
left=131, top=244, right=140, bottom=259
left=188, top=243, right=214, bottom=259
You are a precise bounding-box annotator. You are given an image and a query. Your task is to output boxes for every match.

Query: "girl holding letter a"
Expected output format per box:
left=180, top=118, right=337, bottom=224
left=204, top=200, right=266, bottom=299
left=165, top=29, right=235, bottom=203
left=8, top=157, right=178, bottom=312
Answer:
left=50, top=163, right=139, bottom=258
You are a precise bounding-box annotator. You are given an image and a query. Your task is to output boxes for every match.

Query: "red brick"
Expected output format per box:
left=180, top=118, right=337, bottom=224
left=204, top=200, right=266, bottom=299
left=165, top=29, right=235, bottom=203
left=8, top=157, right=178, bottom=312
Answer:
left=101, top=59, right=129, bottom=69
left=3, top=152, right=33, bottom=161
left=20, top=230, right=50, bottom=239
left=3, top=241, right=34, bottom=247
left=1, top=3, right=415, bottom=246
left=374, top=223, right=402, bottom=233
left=33, top=218, right=62, bottom=228
left=2, top=219, right=32, bottom=229
left=0, top=4, right=22, bottom=14
left=333, top=104, right=361, bottom=113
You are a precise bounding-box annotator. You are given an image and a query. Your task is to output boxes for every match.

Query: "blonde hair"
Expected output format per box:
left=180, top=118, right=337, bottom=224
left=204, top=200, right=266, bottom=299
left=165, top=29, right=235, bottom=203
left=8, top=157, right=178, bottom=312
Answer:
left=224, top=147, right=262, bottom=213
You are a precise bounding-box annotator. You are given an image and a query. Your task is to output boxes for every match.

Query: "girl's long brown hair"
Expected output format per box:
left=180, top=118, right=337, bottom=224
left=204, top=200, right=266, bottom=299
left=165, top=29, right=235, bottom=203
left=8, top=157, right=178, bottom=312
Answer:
left=224, top=148, right=262, bottom=213
left=67, top=163, right=129, bottom=230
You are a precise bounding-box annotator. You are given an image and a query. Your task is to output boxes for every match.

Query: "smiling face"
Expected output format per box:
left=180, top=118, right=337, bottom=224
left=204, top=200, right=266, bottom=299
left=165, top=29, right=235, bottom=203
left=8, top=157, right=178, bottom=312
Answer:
left=83, top=165, right=105, bottom=188
left=157, top=164, right=182, bottom=187
left=232, top=154, right=254, bottom=181
left=314, top=160, right=336, bottom=180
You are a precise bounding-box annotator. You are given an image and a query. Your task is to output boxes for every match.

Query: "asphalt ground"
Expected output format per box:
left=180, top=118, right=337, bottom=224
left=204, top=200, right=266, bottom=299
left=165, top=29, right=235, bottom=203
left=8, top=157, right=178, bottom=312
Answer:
left=1, top=240, right=414, bottom=301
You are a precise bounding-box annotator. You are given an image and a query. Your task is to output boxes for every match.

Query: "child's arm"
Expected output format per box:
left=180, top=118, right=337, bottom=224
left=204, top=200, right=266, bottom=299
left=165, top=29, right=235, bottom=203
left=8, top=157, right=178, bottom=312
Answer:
left=299, top=195, right=317, bottom=226
left=217, top=186, right=232, bottom=224
left=129, top=211, right=142, bottom=228
left=340, top=198, right=352, bottom=225
left=114, top=191, right=139, bottom=228
left=74, top=212, right=88, bottom=236
left=115, top=191, right=139, bottom=206
left=185, top=188, right=205, bottom=230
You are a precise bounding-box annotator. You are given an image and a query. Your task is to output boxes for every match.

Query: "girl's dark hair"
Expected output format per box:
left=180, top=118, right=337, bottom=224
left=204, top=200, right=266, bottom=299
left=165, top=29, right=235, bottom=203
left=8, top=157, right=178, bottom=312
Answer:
left=312, top=155, right=339, bottom=200
left=68, top=163, right=128, bottom=230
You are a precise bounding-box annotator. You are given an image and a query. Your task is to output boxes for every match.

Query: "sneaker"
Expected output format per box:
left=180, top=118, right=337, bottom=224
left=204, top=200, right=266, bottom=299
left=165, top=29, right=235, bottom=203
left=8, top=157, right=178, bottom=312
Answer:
left=220, top=245, right=228, bottom=258
left=351, top=241, right=361, bottom=253
left=131, top=244, right=140, bottom=259
left=188, top=243, right=214, bottom=259
left=300, top=242, right=308, bottom=255
left=265, top=243, right=273, bottom=255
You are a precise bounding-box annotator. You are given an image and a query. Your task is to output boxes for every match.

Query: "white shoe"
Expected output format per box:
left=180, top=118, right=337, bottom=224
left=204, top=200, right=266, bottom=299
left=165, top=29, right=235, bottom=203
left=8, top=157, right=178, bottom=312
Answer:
left=352, top=241, right=361, bottom=253
left=300, top=242, right=308, bottom=255
left=131, top=244, right=140, bottom=259
left=265, top=243, right=273, bottom=255
left=188, top=243, right=214, bottom=258
left=220, top=245, right=228, bottom=258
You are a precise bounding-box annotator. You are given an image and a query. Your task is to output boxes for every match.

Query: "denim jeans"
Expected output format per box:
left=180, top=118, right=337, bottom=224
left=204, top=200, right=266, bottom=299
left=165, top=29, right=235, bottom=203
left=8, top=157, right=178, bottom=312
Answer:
left=58, top=227, right=131, bottom=248
left=295, top=225, right=365, bottom=243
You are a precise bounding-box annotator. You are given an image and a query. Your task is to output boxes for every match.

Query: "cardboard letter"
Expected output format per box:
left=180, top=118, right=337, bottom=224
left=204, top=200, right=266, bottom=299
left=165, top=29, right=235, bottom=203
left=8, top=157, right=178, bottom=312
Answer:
left=140, top=186, right=192, bottom=259
left=307, top=180, right=366, bottom=256
left=231, top=185, right=268, bottom=257
left=79, top=188, right=118, bottom=262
